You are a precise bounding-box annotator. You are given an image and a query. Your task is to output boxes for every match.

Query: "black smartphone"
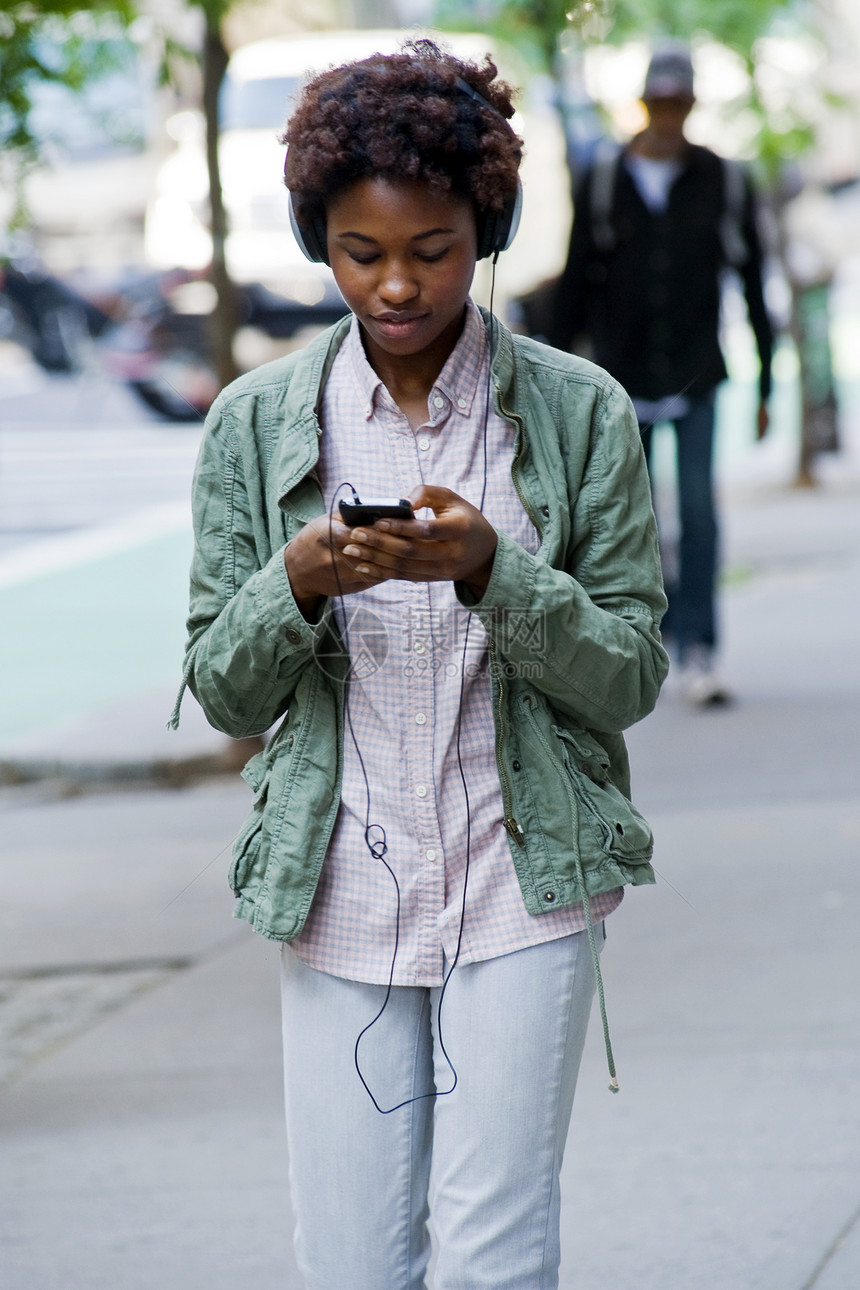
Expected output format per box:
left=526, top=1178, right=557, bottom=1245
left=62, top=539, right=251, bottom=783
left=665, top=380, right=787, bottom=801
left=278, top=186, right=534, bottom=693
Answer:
left=339, top=497, right=414, bottom=526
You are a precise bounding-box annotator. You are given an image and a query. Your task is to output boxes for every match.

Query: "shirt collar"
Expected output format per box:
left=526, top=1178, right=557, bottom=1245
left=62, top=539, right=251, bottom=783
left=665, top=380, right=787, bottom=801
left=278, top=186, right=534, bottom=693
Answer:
left=433, top=299, right=485, bottom=419
left=342, top=300, right=486, bottom=423
left=343, top=316, right=384, bottom=421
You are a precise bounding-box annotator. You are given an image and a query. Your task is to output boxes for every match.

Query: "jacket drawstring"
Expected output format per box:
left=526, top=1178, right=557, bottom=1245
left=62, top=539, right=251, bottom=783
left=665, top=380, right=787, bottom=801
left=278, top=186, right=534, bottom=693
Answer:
left=166, top=645, right=199, bottom=731
left=567, top=794, right=619, bottom=1092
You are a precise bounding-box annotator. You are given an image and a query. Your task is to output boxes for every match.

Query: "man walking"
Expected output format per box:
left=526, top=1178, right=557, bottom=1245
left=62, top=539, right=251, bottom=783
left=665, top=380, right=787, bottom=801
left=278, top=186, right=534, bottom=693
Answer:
left=550, top=43, right=774, bottom=705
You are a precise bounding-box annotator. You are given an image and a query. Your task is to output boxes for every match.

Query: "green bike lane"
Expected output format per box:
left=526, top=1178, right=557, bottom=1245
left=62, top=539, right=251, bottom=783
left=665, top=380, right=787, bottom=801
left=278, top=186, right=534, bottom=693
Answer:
left=0, top=507, right=208, bottom=763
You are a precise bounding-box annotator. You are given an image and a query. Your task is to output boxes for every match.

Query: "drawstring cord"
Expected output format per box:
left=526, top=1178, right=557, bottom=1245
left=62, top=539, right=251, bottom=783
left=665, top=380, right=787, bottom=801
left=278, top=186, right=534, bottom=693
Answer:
left=560, top=766, right=619, bottom=1092
left=166, top=644, right=199, bottom=731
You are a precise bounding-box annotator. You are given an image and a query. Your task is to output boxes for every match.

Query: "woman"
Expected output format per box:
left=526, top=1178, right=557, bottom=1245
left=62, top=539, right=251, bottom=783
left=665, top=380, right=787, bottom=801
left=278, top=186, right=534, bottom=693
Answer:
left=175, top=39, right=667, bottom=1290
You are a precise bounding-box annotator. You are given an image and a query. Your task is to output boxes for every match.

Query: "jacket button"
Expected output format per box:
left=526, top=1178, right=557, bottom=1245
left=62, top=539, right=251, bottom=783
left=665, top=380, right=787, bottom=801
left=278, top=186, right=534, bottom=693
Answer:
left=540, top=505, right=550, bottom=517
left=512, top=760, right=522, bottom=772
left=544, top=891, right=557, bottom=903
left=285, top=627, right=302, bottom=645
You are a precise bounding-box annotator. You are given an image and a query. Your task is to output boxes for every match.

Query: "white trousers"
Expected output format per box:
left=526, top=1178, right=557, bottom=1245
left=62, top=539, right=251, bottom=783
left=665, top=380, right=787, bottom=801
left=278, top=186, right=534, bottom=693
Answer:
left=279, top=927, right=603, bottom=1290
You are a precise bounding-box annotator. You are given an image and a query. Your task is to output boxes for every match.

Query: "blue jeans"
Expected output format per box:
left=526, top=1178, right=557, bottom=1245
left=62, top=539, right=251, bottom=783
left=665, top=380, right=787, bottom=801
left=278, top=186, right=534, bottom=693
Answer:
left=279, top=930, right=602, bottom=1289
left=639, top=392, right=718, bottom=656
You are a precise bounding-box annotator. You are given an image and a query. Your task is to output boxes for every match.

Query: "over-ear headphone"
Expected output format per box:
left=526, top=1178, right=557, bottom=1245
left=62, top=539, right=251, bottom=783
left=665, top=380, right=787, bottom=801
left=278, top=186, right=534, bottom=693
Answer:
left=286, top=75, right=523, bottom=266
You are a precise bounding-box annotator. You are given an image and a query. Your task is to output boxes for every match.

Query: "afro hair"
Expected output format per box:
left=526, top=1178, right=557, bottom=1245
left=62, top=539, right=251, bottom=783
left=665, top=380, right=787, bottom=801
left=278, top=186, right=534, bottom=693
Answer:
left=282, top=38, right=523, bottom=230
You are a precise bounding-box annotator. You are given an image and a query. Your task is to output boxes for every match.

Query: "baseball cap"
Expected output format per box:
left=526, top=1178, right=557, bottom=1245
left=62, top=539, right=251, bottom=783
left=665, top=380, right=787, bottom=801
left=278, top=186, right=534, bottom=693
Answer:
left=642, top=44, right=695, bottom=100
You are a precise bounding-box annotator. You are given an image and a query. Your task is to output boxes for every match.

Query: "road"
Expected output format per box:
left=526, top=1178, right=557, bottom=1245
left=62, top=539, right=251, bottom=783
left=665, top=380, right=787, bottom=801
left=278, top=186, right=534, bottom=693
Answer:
left=1, top=357, right=859, bottom=1288
left=0, top=360, right=202, bottom=554
left=0, top=362, right=204, bottom=749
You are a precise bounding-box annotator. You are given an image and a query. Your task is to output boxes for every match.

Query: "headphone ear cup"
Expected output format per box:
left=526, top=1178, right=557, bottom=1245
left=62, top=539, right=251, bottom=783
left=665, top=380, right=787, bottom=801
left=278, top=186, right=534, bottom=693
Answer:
left=476, top=178, right=523, bottom=260
left=288, top=191, right=330, bottom=265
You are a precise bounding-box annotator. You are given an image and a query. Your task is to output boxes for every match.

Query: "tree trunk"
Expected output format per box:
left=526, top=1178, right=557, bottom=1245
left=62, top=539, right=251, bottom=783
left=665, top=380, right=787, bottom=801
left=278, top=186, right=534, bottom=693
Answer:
left=202, top=12, right=239, bottom=390
left=788, top=277, right=840, bottom=486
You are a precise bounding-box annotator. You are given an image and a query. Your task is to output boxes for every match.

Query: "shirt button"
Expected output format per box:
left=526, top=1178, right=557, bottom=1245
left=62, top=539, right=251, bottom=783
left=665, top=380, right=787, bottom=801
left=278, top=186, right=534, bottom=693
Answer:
left=364, top=404, right=372, bottom=417
left=457, top=397, right=467, bottom=409
left=418, top=436, right=431, bottom=451
left=415, top=712, right=427, bottom=725
left=425, top=848, right=438, bottom=862
left=414, top=641, right=426, bottom=654
left=433, top=395, right=445, bottom=409
left=415, top=784, right=428, bottom=798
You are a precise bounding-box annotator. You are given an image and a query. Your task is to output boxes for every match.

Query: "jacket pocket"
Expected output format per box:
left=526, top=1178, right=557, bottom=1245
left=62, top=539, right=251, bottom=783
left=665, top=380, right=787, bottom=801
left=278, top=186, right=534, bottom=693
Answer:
left=229, top=752, right=270, bottom=894
left=553, top=725, right=653, bottom=863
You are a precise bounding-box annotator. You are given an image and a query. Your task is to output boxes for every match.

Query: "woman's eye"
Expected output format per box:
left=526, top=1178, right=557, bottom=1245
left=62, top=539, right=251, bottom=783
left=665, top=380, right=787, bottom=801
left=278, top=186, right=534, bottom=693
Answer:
left=416, top=249, right=449, bottom=263
left=349, top=253, right=379, bottom=265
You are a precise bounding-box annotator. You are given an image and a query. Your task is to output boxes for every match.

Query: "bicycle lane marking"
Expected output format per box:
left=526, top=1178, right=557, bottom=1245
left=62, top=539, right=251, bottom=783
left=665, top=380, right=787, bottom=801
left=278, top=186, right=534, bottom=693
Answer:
left=0, top=501, right=191, bottom=592
left=0, top=504, right=193, bottom=745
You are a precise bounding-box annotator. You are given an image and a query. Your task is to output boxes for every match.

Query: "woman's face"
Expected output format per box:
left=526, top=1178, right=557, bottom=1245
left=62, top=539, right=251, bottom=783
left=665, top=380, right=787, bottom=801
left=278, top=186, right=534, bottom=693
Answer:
left=325, top=176, right=478, bottom=372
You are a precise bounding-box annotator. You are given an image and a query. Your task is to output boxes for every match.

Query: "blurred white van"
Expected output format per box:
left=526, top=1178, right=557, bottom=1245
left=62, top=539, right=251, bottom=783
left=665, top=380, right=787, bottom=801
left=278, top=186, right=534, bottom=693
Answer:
left=144, top=29, right=571, bottom=326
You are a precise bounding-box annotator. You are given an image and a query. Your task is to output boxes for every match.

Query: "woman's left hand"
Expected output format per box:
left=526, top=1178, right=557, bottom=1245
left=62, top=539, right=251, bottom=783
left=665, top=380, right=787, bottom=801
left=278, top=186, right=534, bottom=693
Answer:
left=341, top=484, right=498, bottom=598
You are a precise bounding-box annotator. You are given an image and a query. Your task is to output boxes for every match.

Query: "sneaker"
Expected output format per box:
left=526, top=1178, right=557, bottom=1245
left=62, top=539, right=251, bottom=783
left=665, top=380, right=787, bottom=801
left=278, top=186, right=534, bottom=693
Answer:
left=680, top=647, right=732, bottom=708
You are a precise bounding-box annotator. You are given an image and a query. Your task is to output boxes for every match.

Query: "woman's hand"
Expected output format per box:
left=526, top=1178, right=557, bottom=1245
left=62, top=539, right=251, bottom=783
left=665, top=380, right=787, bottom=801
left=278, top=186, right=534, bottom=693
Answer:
left=285, top=485, right=499, bottom=612
left=341, top=485, right=498, bottom=598
left=284, top=515, right=382, bottom=617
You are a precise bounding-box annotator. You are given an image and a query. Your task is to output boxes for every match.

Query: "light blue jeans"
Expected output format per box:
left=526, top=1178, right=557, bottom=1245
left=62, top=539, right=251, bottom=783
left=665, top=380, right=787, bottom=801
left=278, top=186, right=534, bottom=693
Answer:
left=279, top=928, right=603, bottom=1290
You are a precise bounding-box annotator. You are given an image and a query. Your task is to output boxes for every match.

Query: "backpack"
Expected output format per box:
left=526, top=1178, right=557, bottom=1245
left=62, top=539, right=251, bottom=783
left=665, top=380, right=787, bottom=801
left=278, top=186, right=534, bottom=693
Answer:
left=588, top=138, right=750, bottom=267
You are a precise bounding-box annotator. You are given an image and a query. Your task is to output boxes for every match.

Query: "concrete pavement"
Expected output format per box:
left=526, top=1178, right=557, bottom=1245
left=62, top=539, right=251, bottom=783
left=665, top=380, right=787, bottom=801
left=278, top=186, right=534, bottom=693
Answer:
left=1, top=413, right=860, bottom=1287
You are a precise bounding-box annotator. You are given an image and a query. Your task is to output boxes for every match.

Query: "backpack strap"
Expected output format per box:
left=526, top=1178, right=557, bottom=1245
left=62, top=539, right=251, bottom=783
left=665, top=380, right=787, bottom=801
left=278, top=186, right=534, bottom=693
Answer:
left=719, top=157, right=750, bottom=267
left=589, top=138, right=622, bottom=252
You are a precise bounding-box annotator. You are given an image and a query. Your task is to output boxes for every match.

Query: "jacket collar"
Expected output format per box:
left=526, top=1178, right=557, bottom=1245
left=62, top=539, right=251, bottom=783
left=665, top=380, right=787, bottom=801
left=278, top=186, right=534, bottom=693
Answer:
left=273, top=314, right=351, bottom=508
left=478, top=304, right=516, bottom=400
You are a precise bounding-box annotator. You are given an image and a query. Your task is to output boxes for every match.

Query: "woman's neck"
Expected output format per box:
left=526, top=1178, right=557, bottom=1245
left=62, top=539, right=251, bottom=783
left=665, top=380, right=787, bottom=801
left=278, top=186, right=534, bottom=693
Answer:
left=360, top=308, right=467, bottom=429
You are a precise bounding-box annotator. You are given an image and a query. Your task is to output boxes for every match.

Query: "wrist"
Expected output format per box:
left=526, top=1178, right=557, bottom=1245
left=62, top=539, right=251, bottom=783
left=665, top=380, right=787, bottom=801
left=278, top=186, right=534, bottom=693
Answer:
left=284, top=545, right=323, bottom=621
left=462, top=529, right=498, bottom=600
left=463, top=555, right=495, bottom=601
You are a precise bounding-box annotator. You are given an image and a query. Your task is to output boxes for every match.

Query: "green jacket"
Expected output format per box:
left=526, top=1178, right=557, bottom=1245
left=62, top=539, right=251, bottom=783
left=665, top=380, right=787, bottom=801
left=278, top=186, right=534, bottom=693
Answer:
left=174, top=311, right=668, bottom=944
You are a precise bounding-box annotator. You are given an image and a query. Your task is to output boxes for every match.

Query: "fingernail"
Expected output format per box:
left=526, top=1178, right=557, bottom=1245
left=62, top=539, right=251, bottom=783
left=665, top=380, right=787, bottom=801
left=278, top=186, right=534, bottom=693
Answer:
left=344, top=545, right=361, bottom=558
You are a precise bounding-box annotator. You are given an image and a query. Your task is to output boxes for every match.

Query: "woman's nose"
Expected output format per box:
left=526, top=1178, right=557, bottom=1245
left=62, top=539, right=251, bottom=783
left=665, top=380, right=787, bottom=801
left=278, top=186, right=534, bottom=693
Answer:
left=378, top=262, right=419, bottom=303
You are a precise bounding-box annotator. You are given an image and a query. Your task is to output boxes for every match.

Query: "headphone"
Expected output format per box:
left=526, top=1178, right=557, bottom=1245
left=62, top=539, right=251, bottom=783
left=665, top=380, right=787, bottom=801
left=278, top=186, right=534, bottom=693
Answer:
left=286, top=76, right=523, bottom=266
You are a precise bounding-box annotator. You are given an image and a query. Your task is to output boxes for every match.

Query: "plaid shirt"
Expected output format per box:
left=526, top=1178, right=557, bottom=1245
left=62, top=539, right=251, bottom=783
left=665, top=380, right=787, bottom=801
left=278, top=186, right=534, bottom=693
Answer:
left=290, top=304, right=621, bottom=985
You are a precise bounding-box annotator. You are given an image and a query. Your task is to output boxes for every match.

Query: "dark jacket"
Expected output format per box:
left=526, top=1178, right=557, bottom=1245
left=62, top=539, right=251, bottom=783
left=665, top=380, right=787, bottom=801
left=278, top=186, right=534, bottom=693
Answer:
left=549, top=142, right=774, bottom=404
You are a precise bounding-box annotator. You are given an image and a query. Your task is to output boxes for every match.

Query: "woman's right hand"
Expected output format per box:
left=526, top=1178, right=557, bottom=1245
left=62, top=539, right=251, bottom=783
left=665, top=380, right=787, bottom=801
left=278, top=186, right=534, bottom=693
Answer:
left=284, top=516, right=383, bottom=617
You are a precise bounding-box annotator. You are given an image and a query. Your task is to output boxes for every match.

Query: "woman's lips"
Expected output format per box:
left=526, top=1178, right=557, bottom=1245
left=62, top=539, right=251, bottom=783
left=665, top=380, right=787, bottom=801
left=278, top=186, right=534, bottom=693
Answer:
left=372, top=311, right=427, bottom=340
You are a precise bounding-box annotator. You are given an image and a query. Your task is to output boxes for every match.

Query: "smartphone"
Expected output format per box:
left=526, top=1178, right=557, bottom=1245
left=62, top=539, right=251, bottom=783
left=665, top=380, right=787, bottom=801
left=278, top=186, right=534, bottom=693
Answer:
left=339, top=497, right=414, bottom=526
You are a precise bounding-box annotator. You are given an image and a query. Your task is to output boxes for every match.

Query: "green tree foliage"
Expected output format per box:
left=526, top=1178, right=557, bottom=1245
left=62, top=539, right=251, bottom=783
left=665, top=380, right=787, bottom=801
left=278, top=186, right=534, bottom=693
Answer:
left=601, top=0, right=790, bottom=55
left=0, top=1, right=138, bottom=161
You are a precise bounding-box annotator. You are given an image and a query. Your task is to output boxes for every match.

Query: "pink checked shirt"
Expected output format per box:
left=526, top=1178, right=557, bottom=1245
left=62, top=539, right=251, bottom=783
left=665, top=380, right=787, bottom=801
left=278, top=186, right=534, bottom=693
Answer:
left=290, top=303, right=622, bottom=985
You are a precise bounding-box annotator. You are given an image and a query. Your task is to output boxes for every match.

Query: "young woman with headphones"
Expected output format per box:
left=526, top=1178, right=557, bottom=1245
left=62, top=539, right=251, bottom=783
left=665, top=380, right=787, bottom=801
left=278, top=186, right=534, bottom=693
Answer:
left=179, top=38, right=668, bottom=1289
